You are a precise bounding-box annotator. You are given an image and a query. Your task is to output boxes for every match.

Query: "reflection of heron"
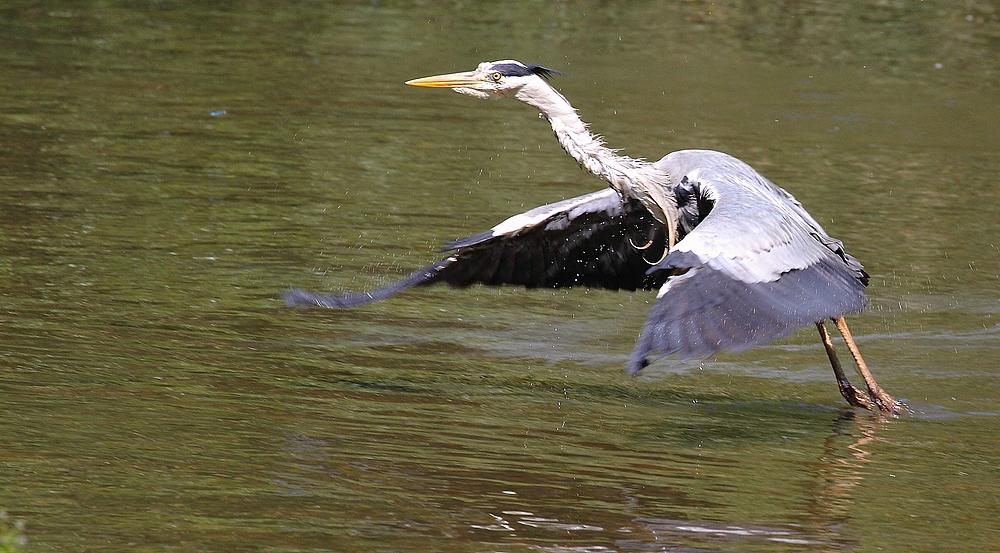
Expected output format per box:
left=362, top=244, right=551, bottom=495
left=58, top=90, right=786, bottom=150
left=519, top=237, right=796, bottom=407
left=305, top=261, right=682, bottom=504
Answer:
left=284, top=60, right=900, bottom=414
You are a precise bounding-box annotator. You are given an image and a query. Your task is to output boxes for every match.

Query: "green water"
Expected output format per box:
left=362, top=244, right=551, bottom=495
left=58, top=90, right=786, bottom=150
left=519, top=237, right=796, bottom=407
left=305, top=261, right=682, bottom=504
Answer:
left=2, top=2, right=999, bottom=552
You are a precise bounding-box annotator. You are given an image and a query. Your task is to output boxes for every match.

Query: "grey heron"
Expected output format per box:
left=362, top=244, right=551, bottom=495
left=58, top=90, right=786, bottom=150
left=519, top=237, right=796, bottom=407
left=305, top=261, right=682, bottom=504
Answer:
left=284, top=59, right=901, bottom=415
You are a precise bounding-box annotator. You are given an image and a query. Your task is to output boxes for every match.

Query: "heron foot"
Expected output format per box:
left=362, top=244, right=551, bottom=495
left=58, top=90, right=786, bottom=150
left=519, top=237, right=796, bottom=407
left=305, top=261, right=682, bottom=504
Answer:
left=838, top=379, right=876, bottom=411
left=818, top=319, right=904, bottom=417
left=868, top=385, right=905, bottom=416
left=831, top=317, right=905, bottom=417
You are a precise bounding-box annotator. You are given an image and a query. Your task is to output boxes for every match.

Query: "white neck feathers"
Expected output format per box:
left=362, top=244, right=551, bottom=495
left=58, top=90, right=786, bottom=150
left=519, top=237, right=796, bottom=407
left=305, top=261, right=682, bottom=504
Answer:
left=516, top=80, right=677, bottom=246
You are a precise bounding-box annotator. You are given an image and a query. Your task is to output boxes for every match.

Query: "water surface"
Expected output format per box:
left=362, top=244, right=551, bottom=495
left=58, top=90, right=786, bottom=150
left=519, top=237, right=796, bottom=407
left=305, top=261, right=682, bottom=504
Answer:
left=2, top=2, right=999, bottom=552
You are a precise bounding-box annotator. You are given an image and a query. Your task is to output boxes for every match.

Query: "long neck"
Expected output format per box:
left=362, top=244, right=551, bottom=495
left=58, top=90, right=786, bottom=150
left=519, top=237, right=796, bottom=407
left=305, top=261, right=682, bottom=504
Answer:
left=516, top=82, right=677, bottom=246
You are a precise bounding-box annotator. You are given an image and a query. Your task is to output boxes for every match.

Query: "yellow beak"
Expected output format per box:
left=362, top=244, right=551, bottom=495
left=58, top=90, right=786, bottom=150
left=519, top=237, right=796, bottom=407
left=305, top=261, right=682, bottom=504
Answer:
left=405, top=71, right=486, bottom=89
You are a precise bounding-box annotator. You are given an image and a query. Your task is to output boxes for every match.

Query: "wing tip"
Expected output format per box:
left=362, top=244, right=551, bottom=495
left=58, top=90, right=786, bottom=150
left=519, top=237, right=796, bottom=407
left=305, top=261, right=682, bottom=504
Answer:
left=282, top=258, right=453, bottom=309
left=624, top=355, right=649, bottom=376
left=282, top=287, right=361, bottom=308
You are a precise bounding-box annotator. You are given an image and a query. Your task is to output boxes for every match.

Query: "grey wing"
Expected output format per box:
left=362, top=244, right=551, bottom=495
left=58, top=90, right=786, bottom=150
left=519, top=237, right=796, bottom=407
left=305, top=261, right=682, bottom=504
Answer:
left=284, top=188, right=668, bottom=308
left=626, top=152, right=869, bottom=374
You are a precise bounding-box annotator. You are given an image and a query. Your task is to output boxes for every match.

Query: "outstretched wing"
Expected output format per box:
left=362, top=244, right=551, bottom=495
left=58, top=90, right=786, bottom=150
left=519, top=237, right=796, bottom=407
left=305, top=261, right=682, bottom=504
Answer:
left=626, top=150, right=869, bottom=374
left=284, top=188, right=668, bottom=308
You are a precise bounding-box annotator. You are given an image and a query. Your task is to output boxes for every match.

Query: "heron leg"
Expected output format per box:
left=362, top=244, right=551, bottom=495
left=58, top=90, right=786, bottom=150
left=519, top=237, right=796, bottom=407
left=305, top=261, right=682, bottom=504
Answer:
left=833, top=317, right=903, bottom=415
left=816, top=322, right=874, bottom=411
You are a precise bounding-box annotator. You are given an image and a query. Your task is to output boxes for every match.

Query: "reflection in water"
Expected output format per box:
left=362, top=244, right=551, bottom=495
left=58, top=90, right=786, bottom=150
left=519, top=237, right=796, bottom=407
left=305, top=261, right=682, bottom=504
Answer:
left=811, top=412, right=881, bottom=524
left=621, top=413, right=881, bottom=552
left=277, top=407, right=891, bottom=552
left=464, top=411, right=885, bottom=552
left=628, top=518, right=827, bottom=550
left=473, top=512, right=604, bottom=533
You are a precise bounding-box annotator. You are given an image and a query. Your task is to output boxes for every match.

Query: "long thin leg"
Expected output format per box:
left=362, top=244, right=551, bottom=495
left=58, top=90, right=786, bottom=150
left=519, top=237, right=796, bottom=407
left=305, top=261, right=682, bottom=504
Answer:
left=833, top=317, right=902, bottom=414
left=816, top=322, right=874, bottom=410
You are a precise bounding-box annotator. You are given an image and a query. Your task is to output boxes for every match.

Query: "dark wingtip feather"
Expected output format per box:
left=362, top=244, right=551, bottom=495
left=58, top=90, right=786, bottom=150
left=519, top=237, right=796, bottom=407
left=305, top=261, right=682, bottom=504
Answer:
left=282, top=258, right=453, bottom=310
left=282, top=287, right=368, bottom=308
left=624, top=354, right=650, bottom=376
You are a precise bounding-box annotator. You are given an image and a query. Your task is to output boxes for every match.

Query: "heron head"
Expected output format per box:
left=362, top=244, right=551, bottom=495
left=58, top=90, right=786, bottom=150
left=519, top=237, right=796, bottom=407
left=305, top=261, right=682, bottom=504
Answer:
left=405, top=60, right=564, bottom=100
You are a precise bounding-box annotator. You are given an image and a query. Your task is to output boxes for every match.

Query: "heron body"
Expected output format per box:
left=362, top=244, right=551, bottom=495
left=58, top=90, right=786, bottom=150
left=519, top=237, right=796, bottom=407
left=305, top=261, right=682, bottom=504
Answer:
left=285, top=60, right=901, bottom=414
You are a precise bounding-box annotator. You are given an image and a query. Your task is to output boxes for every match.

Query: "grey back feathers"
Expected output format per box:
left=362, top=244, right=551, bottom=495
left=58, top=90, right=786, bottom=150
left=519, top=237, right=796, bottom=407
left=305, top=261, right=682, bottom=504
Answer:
left=628, top=150, right=867, bottom=372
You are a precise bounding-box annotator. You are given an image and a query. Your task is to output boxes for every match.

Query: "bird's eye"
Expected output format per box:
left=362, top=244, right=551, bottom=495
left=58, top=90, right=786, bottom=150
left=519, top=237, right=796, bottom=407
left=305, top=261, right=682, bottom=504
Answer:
left=491, top=72, right=503, bottom=82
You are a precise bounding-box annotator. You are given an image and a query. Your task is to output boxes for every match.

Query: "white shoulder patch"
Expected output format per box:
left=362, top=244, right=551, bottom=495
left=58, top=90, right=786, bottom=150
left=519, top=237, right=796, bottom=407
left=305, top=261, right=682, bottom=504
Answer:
left=490, top=188, right=619, bottom=236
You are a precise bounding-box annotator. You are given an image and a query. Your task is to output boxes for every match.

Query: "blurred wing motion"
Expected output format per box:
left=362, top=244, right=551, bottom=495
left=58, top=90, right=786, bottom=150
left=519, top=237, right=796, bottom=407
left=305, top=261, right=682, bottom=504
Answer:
left=283, top=188, right=669, bottom=308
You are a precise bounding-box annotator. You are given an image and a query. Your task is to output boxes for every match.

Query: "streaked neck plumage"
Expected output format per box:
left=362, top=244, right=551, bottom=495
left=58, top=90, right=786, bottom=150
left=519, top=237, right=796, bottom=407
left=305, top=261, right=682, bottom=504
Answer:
left=515, top=80, right=678, bottom=247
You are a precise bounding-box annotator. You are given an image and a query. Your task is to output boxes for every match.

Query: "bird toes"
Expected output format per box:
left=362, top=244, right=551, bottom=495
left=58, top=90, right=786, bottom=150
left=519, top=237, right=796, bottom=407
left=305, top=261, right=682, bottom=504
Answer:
left=873, top=391, right=906, bottom=417
left=838, top=381, right=876, bottom=411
